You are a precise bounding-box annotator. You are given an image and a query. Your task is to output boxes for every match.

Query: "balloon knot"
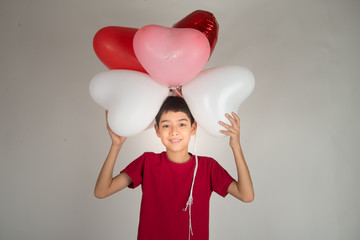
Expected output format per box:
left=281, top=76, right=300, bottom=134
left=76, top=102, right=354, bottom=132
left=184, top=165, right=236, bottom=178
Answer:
left=169, top=86, right=183, bottom=97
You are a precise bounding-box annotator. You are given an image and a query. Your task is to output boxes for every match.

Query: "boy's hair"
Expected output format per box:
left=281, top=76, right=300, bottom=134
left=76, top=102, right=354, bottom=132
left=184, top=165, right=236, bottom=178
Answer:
left=155, top=96, right=195, bottom=126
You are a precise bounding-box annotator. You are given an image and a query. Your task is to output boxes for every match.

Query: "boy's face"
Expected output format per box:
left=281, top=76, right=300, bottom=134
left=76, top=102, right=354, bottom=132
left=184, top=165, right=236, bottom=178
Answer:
left=155, top=111, right=197, bottom=154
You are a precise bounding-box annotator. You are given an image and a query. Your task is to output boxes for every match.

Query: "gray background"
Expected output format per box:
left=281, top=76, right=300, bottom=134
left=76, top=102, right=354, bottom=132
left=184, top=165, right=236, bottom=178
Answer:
left=1, top=0, right=359, bottom=239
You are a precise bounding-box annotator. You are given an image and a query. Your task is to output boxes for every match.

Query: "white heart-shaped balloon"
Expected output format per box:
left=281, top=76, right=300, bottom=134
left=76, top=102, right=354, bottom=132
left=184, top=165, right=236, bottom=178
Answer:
left=89, top=70, right=169, bottom=136
left=182, top=65, right=255, bottom=137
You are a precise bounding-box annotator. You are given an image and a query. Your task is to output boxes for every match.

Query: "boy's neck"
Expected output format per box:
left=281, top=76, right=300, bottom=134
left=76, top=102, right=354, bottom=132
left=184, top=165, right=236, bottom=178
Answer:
left=166, top=149, right=191, bottom=164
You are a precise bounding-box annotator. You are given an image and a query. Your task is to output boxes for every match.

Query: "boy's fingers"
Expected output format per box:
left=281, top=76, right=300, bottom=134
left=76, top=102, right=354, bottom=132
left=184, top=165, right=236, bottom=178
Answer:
left=231, top=112, right=240, bottom=123
left=219, top=120, right=230, bottom=128
left=223, top=113, right=240, bottom=131
left=220, top=130, right=232, bottom=135
left=220, top=130, right=237, bottom=138
left=219, top=121, right=235, bottom=132
left=229, top=113, right=240, bottom=131
left=225, top=113, right=238, bottom=125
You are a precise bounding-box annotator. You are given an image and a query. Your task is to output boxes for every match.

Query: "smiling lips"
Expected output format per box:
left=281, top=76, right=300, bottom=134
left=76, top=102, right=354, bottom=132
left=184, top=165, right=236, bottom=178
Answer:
left=169, top=139, right=182, bottom=144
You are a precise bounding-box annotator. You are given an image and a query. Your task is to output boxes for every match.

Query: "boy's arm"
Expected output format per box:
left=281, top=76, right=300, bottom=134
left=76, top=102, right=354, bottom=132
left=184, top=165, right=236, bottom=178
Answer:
left=219, top=113, right=254, bottom=203
left=94, top=110, right=132, bottom=199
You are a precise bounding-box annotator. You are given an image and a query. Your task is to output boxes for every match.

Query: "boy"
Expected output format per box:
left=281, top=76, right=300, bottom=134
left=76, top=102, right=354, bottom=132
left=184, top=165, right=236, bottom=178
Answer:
left=94, top=96, right=254, bottom=240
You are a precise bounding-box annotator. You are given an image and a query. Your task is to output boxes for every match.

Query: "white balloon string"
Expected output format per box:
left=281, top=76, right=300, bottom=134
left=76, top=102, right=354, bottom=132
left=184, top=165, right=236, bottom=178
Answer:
left=183, top=132, right=198, bottom=240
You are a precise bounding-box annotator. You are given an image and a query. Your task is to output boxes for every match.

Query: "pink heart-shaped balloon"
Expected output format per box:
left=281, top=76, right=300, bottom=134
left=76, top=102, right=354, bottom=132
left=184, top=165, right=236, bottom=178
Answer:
left=133, top=25, right=210, bottom=87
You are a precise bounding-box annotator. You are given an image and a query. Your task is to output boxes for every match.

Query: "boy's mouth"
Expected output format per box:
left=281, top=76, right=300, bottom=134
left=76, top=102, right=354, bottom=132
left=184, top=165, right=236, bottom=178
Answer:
left=169, top=139, right=181, bottom=144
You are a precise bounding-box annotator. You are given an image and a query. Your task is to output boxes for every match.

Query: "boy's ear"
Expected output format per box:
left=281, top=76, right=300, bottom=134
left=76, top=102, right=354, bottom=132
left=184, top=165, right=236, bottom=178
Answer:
left=154, top=123, right=161, bottom=137
left=191, top=121, right=197, bottom=136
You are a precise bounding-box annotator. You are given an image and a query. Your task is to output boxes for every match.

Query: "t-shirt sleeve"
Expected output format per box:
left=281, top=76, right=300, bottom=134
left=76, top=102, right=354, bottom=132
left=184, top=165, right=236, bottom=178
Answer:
left=120, top=153, right=146, bottom=189
left=210, top=159, right=235, bottom=198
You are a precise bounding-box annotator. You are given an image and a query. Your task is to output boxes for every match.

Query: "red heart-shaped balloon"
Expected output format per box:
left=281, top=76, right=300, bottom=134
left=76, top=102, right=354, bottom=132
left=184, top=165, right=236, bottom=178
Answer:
left=173, top=10, right=219, bottom=55
left=93, top=26, right=147, bottom=72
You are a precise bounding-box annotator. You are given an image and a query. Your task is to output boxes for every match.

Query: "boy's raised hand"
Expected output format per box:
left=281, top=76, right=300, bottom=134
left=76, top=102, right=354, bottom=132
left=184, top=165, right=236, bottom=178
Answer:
left=219, top=112, right=241, bottom=149
left=105, top=110, right=127, bottom=147
left=220, top=112, right=254, bottom=202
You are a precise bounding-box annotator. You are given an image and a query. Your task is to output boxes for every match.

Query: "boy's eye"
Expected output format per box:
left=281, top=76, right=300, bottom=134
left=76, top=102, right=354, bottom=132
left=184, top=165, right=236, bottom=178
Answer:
left=162, top=125, right=169, bottom=128
left=180, top=123, right=186, bottom=127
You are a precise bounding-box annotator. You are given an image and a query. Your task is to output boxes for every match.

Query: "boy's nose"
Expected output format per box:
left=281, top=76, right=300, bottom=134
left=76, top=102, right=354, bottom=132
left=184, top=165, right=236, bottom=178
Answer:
left=170, top=128, right=179, bottom=135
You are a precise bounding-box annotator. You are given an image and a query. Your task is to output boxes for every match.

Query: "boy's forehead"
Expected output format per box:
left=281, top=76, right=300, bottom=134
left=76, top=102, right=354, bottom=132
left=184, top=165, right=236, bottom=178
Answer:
left=160, top=111, right=190, bottom=121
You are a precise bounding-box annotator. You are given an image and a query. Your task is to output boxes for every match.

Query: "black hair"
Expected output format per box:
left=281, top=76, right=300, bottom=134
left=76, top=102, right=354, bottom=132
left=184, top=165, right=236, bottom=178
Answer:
left=155, top=96, right=195, bottom=126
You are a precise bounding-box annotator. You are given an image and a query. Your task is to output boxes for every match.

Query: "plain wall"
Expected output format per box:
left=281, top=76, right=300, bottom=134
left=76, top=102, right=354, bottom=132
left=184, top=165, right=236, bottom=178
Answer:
left=1, top=0, right=359, bottom=239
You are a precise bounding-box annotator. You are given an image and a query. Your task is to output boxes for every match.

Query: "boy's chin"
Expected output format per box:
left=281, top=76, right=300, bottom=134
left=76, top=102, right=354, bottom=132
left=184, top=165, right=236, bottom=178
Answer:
left=165, top=145, right=188, bottom=153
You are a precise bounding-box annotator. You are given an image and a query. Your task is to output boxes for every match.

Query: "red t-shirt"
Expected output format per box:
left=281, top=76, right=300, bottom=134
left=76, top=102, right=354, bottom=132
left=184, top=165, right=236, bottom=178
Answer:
left=121, top=152, right=235, bottom=240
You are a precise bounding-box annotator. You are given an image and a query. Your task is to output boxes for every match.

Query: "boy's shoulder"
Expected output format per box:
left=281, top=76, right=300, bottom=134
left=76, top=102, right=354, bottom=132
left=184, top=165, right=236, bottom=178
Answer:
left=196, top=154, right=214, bottom=162
left=196, top=154, right=222, bottom=166
left=136, top=151, right=164, bottom=162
